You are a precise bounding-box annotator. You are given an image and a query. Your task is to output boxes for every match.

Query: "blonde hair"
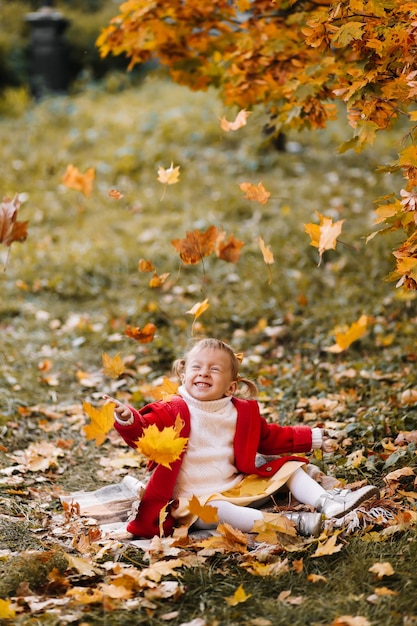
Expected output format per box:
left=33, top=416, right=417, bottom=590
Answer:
left=172, top=338, right=258, bottom=398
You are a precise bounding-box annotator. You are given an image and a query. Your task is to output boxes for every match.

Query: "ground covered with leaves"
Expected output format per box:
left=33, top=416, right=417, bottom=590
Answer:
left=1, top=74, right=417, bottom=626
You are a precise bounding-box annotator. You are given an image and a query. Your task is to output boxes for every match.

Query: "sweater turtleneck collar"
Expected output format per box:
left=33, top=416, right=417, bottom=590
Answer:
left=178, top=385, right=234, bottom=413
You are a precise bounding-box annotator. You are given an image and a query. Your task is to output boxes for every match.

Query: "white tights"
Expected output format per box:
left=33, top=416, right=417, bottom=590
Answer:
left=193, top=467, right=326, bottom=533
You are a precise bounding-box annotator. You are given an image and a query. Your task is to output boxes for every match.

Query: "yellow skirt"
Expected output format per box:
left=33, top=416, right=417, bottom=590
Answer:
left=172, top=460, right=306, bottom=525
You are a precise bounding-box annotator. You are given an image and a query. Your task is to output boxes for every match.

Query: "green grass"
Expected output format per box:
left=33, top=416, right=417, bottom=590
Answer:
left=0, top=75, right=416, bottom=625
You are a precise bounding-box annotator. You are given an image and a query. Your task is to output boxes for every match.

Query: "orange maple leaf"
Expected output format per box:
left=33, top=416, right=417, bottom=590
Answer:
left=225, top=584, right=252, bottom=606
left=171, top=225, right=218, bottom=264
left=239, top=181, right=271, bottom=205
left=312, top=533, right=343, bottom=558
left=83, top=401, right=115, bottom=446
left=220, top=109, right=251, bottom=131
left=326, top=314, right=369, bottom=353
left=147, top=377, right=179, bottom=401
left=216, top=231, right=245, bottom=263
left=125, top=322, right=156, bottom=343
left=188, top=495, right=219, bottom=524
left=102, top=352, right=125, bottom=379
left=304, top=211, right=345, bottom=265
left=138, top=258, right=155, bottom=272
left=135, top=414, right=188, bottom=469
left=108, top=188, right=124, bottom=199
left=62, top=164, right=95, bottom=198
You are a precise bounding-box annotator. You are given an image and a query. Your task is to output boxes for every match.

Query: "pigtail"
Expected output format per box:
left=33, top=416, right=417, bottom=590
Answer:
left=236, top=375, right=258, bottom=398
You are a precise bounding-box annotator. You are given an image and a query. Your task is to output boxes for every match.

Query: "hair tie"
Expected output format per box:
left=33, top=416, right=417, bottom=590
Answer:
left=234, top=352, right=244, bottom=363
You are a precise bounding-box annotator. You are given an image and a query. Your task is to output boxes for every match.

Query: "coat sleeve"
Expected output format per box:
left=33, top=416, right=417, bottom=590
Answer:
left=113, top=401, right=176, bottom=449
left=258, top=416, right=313, bottom=455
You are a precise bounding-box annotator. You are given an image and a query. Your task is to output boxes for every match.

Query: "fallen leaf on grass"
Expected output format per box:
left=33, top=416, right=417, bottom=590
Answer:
left=278, top=589, right=305, bottom=605
left=135, top=415, right=188, bottom=469
left=312, top=533, right=344, bottom=557
left=0, top=599, right=15, bottom=619
left=225, top=584, right=252, bottom=606
left=368, top=561, right=394, bottom=578
left=83, top=401, right=115, bottom=446
left=307, top=573, right=327, bottom=583
left=332, top=617, right=370, bottom=626
left=188, top=495, right=219, bottom=524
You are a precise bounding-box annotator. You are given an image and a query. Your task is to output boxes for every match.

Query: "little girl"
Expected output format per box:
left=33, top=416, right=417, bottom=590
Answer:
left=104, top=338, right=379, bottom=538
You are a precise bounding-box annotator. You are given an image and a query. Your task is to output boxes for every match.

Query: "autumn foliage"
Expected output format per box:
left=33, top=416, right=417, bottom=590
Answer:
left=97, top=0, right=417, bottom=290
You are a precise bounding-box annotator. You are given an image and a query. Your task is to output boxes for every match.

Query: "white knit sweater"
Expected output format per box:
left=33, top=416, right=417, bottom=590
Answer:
left=172, top=386, right=243, bottom=499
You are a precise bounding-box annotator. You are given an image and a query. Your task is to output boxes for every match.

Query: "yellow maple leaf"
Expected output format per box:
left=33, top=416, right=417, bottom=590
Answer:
left=157, top=162, right=180, bottom=185
left=135, top=414, right=188, bottom=469
left=83, top=401, right=115, bottom=446
left=102, top=352, right=125, bottom=379
left=304, top=211, right=345, bottom=265
left=0, top=598, right=15, bottom=619
left=326, top=314, right=369, bottom=353
left=188, top=495, right=219, bottom=524
left=138, top=258, right=155, bottom=272
left=149, top=271, right=170, bottom=287
left=225, top=584, right=252, bottom=606
left=239, top=181, right=271, bottom=205
left=312, top=532, right=343, bottom=558
left=186, top=298, right=210, bottom=320
left=62, top=164, right=95, bottom=198
left=220, top=109, right=251, bottom=131
left=147, top=377, right=180, bottom=401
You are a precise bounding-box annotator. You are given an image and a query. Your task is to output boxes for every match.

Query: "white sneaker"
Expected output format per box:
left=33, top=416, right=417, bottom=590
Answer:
left=283, top=512, right=323, bottom=537
left=317, top=486, right=379, bottom=519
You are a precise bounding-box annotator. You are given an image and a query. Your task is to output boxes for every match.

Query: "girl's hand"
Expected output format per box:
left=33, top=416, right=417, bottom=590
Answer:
left=103, top=394, right=133, bottom=422
left=321, top=428, right=345, bottom=453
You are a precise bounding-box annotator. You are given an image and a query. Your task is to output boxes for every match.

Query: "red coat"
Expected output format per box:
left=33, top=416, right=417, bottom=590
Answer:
left=114, top=395, right=313, bottom=538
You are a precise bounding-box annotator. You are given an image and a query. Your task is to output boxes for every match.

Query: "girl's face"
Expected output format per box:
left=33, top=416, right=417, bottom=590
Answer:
left=182, top=347, right=237, bottom=401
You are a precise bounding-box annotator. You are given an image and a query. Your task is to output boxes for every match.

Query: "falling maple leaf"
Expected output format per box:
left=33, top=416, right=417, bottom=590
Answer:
left=326, top=314, right=369, bottom=353
left=225, top=584, right=252, bottom=606
left=149, top=271, right=170, bottom=287
left=138, top=258, right=155, bottom=272
left=220, top=109, right=251, bottom=131
left=147, top=377, right=180, bottom=401
left=171, top=225, right=218, bottom=264
left=125, top=322, right=156, bottom=343
left=157, top=162, right=180, bottom=185
left=188, top=495, right=219, bottom=524
left=135, top=414, right=188, bottom=469
left=0, top=195, right=29, bottom=268
left=62, top=164, right=95, bottom=198
left=157, top=162, right=180, bottom=199
left=186, top=298, right=210, bottom=320
left=258, top=235, right=274, bottom=284
left=216, top=231, right=245, bottom=263
left=83, top=401, right=115, bottom=446
left=108, top=188, right=124, bottom=199
left=239, top=181, right=271, bottom=205
left=304, top=211, right=345, bottom=266
left=102, top=352, right=125, bottom=379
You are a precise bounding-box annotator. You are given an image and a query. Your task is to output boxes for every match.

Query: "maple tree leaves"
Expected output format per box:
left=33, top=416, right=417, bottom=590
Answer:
left=96, top=0, right=417, bottom=291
